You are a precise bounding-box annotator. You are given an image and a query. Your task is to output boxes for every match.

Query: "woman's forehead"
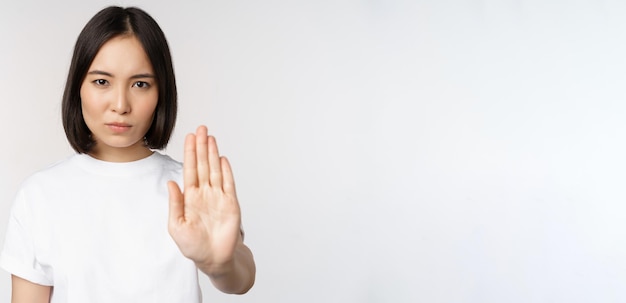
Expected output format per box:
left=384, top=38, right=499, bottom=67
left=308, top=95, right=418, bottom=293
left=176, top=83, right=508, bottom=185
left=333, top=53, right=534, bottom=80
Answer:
left=88, top=35, right=154, bottom=76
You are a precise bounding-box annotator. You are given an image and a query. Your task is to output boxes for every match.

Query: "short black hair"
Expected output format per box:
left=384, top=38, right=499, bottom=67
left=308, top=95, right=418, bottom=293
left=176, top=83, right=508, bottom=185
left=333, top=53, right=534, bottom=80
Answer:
left=62, top=6, right=177, bottom=153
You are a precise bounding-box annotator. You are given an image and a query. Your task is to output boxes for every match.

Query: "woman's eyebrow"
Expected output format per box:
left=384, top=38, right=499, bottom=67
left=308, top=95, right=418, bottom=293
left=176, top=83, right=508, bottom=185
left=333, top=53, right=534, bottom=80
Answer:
left=130, top=73, right=155, bottom=79
left=87, top=70, right=113, bottom=77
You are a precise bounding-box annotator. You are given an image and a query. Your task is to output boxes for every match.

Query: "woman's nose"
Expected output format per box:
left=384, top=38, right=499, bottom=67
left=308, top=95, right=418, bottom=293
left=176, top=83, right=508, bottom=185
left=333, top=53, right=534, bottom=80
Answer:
left=111, top=87, right=131, bottom=114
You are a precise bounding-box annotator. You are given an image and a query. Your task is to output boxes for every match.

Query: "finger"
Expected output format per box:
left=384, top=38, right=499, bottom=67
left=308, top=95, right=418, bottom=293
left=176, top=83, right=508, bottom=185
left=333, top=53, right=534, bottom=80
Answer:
left=196, top=125, right=210, bottom=185
left=167, top=181, right=185, bottom=228
left=183, top=133, right=198, bottom=188
left=220, top=156, right=236, bottom=194
left=209, top=136, right=223, bottom=188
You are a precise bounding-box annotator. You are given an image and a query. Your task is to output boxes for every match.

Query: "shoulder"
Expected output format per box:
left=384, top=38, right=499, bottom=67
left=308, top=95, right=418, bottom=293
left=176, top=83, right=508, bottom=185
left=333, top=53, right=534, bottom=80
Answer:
left=20, top=154, right=80, bottom=188
left=153, top=152, right=182, bottom=172
left=9, top=155, right=79, bottom=216
left=151, top=152, right=183, bottom=183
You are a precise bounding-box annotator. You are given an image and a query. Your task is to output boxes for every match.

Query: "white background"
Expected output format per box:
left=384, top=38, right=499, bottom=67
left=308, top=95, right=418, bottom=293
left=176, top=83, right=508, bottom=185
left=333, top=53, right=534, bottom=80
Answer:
left=1, top=0, right=626, bottom=302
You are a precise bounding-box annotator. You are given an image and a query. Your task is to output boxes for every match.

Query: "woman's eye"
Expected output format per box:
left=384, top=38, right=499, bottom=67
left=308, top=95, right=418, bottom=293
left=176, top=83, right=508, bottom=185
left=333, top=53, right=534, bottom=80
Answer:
left=133, top=81, right=150, bottom=88
left=93, top=79, right=109, bottom=86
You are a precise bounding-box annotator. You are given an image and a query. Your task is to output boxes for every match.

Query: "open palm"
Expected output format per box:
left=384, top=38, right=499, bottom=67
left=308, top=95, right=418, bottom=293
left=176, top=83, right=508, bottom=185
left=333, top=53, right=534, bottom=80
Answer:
left=167, top=126, right=242, bottom=269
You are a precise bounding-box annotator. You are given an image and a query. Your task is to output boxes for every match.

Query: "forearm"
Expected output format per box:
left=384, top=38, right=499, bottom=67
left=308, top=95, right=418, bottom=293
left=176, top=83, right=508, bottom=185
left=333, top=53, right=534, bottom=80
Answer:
left=197, top=242, right=256, bottom=294
left=11, top=275, right=51, bottom=303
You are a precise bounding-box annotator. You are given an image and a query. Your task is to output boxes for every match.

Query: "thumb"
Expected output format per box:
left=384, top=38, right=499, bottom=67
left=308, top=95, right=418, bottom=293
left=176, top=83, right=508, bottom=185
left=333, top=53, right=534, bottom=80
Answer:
left=167, top=181, right=184, bottom=228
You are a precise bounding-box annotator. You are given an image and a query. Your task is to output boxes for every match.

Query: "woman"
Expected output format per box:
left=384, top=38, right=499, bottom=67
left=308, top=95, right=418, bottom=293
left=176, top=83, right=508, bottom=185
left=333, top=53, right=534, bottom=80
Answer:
left=0, top=6, right=255, bottom=302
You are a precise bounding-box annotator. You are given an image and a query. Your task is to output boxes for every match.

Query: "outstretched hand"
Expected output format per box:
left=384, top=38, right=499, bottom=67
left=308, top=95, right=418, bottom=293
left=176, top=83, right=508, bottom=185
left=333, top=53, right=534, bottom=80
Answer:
left=167, top=125, right=242, bottom=273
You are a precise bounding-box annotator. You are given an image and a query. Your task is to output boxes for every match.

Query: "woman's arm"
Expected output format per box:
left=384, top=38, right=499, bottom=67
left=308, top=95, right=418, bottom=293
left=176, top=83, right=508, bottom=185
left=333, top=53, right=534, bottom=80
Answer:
left=11, top=275, right=51, bottom=303
left=197, top=235, right=256, bottom=294
left=167, top=126, right=256, bottom=294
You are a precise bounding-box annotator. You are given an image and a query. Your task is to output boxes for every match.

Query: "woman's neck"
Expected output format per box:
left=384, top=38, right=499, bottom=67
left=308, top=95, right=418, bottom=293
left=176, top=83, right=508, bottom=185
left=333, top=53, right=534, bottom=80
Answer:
left=88, top=144, right=154, bottom=163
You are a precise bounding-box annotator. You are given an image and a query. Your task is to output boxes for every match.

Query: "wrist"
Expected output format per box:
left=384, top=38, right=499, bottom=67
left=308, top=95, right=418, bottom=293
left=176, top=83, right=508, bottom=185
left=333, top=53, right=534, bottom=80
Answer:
left=196, top=257, right=236, bottom=278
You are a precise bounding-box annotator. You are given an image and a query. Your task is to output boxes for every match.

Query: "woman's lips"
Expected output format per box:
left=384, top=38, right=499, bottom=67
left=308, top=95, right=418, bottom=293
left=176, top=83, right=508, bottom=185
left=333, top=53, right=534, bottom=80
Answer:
left=106, top=122, right=131, bottom=133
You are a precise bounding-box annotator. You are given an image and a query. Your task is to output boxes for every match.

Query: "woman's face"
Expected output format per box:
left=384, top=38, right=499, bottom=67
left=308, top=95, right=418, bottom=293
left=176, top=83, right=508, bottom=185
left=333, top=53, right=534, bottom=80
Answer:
left=80, top=35, right=158, bottom=162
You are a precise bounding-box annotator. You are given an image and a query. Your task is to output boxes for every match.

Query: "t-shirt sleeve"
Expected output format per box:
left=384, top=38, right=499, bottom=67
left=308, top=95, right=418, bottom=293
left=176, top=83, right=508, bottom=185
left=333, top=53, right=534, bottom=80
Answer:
left=0, top=189, right=53, bottom=286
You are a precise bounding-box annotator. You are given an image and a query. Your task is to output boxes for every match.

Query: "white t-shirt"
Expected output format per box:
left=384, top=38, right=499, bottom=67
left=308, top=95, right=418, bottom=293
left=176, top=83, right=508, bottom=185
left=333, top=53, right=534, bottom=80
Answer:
left=0, top=152, right=202, bottom=302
